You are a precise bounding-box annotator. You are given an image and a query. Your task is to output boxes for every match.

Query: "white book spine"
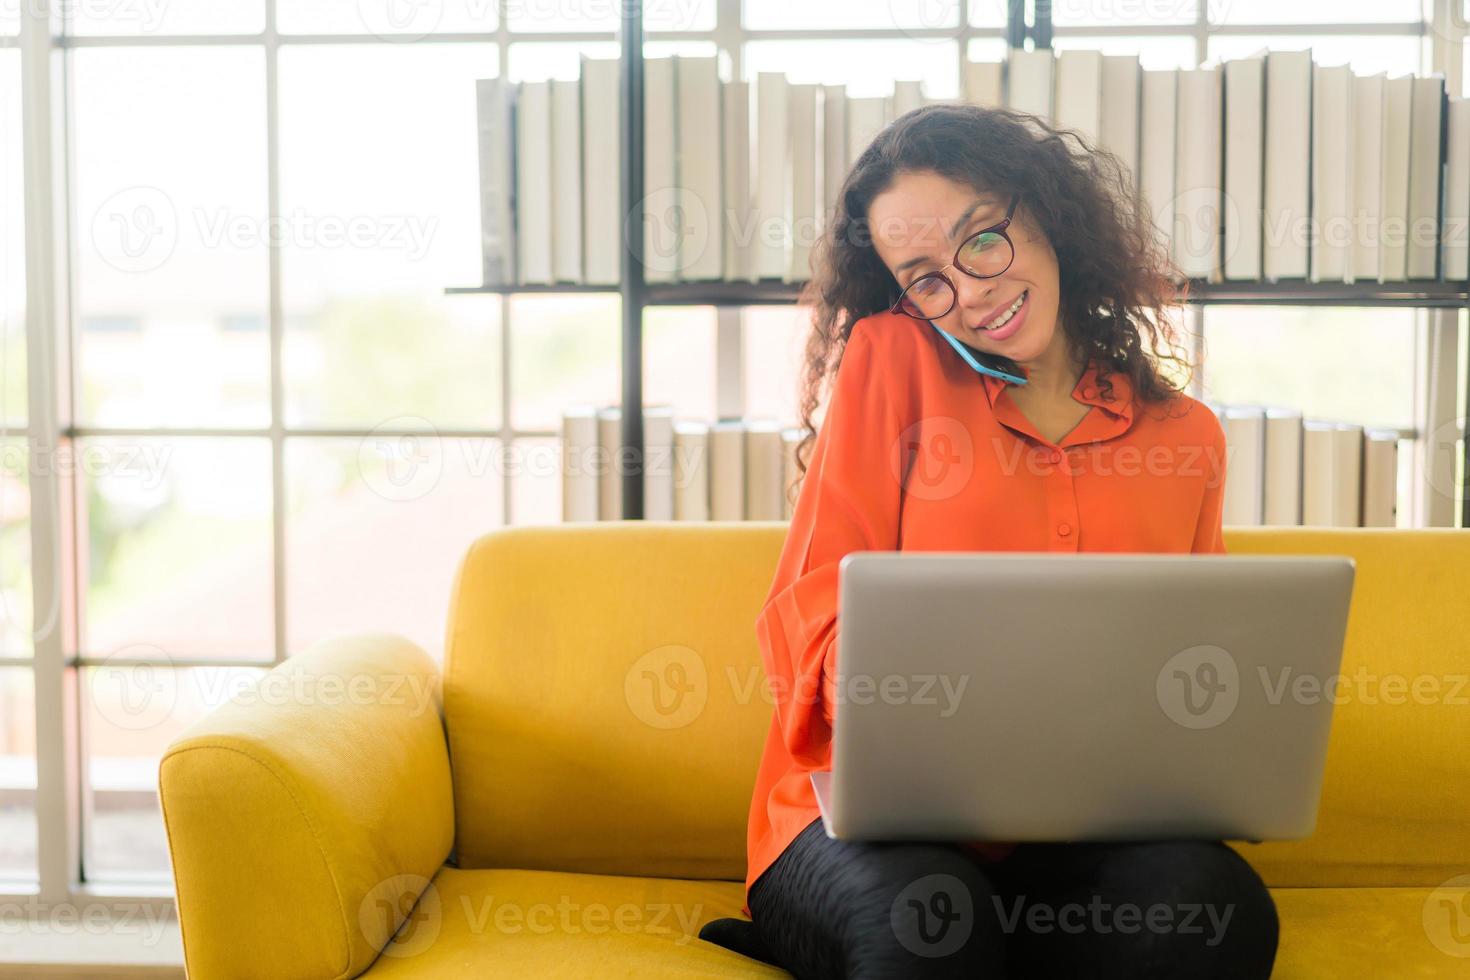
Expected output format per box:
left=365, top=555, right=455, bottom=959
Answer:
left=1054, top=49, right=1102, bottom=148
left=644, top=57, right=678, bottom=283
left=1223, top=56, right=1264, bottom=281
left=1140, top=70, right=1178, bottom=258
left=1222, top=406, right=1266, bottom=526
left=475, top=78, right=515, bottom=286
left=597, top=407, right=622, bottom=521
left=1262, top=409, right=1303, bottom=526
left=892, top=80, right=924, bottom=118
left=744, top=420, right=785, bottom=520
left=822, top=85, right=847, bottom=225
left=1100, top=55, right=1141, bottom=195
left=560, top=407, right=599, bottom=522
left=675, top=56, right=724, bottom=281
left=1361, top=428, right=1400, bottom=528
left=722, top=80, right=754, bottom=283
left=1263, top=50, right=1312, bottom=281
left=673, top=422, right=710, bottom=521
left=709, top=421, right=746, bottom=521
left=1407, top=74, right=1445, bottom=280
left=1006, top=48, right=1055, bottom=122
left=754, top=72, right=791, bottom=281
left=550, top=78, right=584, bottom=284
left=846, top=97, right=888, bottom=169
left=643, top=406, right=675, bottom=521
left=1380, top=76, right=1414, bottom=281
left=1350, top=73, right=1386, bottom=283
left=1173, top=68, right=1222, bottom=280
left=1444, top=97, right=1470, bottom=281
left=963, top=60, right=1003, bottom=109
left=580, top=58, right=621, bottom=286
left=515, top=80, right=554, bottom=285
left=788, top=83, right=819, bottom=283
left=1309, top=65, right=1353, bottom=283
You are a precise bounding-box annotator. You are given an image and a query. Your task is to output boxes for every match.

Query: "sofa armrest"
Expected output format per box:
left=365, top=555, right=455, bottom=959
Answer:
left=159, top=633, right=453, bottom=980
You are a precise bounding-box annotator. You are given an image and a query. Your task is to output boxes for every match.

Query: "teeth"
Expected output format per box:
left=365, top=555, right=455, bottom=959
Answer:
left=981, top=291, right=1026, bottom=331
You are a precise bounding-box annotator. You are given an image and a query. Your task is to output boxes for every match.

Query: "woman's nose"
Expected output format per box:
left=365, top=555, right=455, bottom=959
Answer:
left=953, top=273, right=999, bottom=317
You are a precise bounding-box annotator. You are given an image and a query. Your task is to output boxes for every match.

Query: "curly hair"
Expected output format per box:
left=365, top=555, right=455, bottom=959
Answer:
left=790, top=102, right=1196, bottom=498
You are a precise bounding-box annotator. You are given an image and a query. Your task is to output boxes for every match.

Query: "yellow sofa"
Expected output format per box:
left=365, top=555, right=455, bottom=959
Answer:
left=159, top=523, right=1470, bottom=978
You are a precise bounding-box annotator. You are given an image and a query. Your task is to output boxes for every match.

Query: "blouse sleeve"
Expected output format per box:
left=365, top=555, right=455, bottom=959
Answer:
left=1192, top=408, right=1228, bottom=555
left=753, top=321, right=907, bottom=768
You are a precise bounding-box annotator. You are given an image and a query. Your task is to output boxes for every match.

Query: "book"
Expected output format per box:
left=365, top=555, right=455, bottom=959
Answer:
left=676, top=55, right=724, bottom=282
left=560, top=406, right=599, bottom=522
left=892, top=80, right=924, bottom=118
left=1310, top=64, right=1352, bottom=283
left=1222, top=406, right=1266, bottom=525
left=1223, top=52, right=1265, bottom=281
left=788, top=83, right=819, bottom=284
left=1380, top=75, right=1414, bottom=281
left=1444, top=96, right=1470, bottom=281
left=643, top=405, right=675, bottom=521
left=1407, top=74, right=1446, bottom=280
left=1099, top=55, right=1141, bottom=194
left=550, top=78, right=583, bottom=283
left=744, top=419, right=785, bottom=520
left=1007, top=47, right=1054, bottom=122
left=673, top=421, right=710, bottom=521
left=515, top=80, right=553, bottom=285
left=1262, top=408, right=1304, bottom=526
left=474, top=78, right=515, bottom=286
left=597, top=406, right=623, bottom=520
left=1139, top=69, right=1178, bottom=255
left=581, top=56, right=621, bottom=286
left=1263, top=50, right=1312, bottom=282
left=1173, top=67, right=1222, bottom=280
left=722, top=80, right=754, bottom=283
left=1302, top=420, right=1362, bottom=527
left=754, top=72, right=790, bottom=281
left=962, top=59, right=1003, bottom=109
left=1349, top=72, right=1386, bottom=284
left=822, top=84, right=847, bottom=222
left=846, top=97, right=888, bottom=168
left=709, top=420, right=746, bottom=521
left=1054, top=49, right=1102, bottom=147
left=644, top=56, right=678, bottom=283
left=1361, top=428, right=1399, bottom=528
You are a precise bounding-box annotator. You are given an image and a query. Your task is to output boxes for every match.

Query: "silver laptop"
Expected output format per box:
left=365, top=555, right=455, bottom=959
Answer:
left=811, top=551, right=1355, bottom=844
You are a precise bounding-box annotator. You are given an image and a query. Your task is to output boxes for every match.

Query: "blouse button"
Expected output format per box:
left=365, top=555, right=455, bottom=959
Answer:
left=1049, top=450, right=1062, bottom=464
left=1057, top=522, right=1072, bottom=537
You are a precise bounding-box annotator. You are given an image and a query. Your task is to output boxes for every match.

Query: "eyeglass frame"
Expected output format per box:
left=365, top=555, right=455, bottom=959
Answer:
left=887, top=192, right=1023, bottom=320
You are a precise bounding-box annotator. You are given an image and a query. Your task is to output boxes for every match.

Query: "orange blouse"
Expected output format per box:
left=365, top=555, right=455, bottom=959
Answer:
left=742, top=310, right=1228, bottom=914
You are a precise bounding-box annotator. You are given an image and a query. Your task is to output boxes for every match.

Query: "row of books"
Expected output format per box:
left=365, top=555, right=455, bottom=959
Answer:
left=477, top=57, right=926, bottom=288
left=1214, top=404, right=1402, bottom=528
left=477, top=49, right=1470, bottom=290
left=561, top=406, right=809, bottom=522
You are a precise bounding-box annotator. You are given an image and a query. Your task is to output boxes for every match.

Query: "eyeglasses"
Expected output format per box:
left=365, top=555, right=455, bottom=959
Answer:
left=888, top=193, right=1021, bottom=321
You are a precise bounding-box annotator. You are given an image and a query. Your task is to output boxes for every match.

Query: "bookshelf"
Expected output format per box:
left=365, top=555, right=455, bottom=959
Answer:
left=450, top=1, right=1470, bottom=528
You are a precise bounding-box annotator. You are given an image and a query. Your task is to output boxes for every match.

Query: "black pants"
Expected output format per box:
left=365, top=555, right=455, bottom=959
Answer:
left=702, top=818, right=1278, bottom=979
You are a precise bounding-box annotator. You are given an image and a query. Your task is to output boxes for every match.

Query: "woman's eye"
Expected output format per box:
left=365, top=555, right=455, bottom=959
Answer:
left=965, top=232, right=1003, bottom=255
left=909, top=277, right=942, bottom=296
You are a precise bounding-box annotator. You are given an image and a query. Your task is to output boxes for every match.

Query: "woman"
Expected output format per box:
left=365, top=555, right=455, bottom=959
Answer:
left=699, top=104, right=1278, bottom=978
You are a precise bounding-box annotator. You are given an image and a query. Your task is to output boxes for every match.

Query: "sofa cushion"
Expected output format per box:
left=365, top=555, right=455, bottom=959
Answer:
left=357, top=867, right=785, bottom=978
left=356, top=869, right=1470, bottom=978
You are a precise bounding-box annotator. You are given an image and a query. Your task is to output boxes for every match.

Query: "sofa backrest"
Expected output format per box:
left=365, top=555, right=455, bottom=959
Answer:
left=443, top=523, right=1470, bottom=888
